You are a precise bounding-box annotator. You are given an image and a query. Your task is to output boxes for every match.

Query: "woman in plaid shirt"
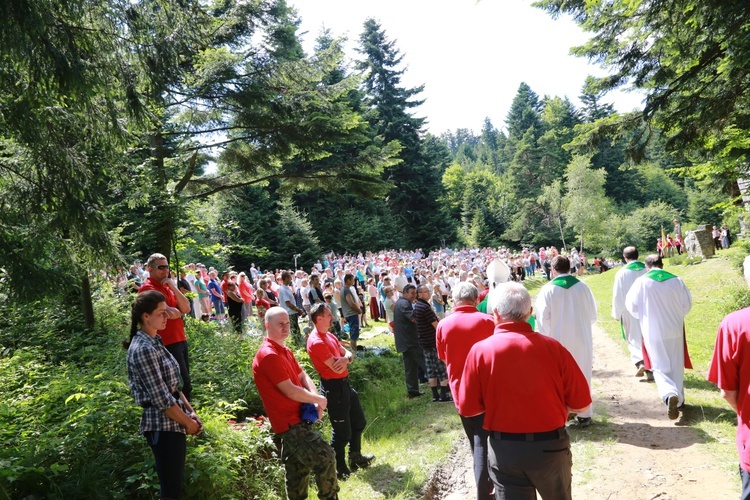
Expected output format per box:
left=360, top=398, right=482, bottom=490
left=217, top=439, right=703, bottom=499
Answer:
left=125, top=290, right=203, bottom=499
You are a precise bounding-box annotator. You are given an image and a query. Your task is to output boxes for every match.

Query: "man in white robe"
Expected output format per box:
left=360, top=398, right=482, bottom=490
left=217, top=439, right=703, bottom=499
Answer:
left=611, top=246, right=649, bottom=378
left=535, top=255, right=597, bottom=427
left=625, top=254, right=692, bottom=420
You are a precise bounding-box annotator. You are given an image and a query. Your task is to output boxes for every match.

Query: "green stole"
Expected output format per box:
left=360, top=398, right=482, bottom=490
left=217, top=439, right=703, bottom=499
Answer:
left=550, top=275, right=579, bottom=289
left=645, top=269, right=677, bottom=282
left=625, top=261, right=645, bottom=271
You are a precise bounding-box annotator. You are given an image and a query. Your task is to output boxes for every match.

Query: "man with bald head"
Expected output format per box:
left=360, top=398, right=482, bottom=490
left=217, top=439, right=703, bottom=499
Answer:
left=252, top=307, right=339, bottom=499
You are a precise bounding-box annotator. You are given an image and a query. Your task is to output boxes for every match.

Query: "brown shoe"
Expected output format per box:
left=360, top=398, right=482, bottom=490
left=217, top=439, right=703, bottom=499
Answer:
left=668, top=396, right=679, bottom=420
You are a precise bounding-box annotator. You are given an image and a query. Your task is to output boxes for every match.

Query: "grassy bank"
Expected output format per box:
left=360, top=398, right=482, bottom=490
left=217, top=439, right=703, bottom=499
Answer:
left=581, top=245, right=749, bottom=480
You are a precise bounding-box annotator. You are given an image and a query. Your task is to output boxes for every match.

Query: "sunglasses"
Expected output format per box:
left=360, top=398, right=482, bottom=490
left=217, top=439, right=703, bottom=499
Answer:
left=155, top=265, right=169, bottom=270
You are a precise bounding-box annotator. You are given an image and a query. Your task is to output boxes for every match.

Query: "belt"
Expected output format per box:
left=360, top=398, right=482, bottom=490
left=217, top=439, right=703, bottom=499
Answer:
left=491, top=427, right=566, bottom=442
left=321, top=376, right=349, bottom=385
left=141, top=391, right=181, bottom=409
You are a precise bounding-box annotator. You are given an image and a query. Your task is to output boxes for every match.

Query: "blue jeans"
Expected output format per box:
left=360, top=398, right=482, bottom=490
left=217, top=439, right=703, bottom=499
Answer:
left=345, top=315, right=360, bottom=341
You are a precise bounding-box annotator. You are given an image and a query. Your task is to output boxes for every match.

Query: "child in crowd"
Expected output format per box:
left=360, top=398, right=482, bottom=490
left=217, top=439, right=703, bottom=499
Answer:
left=432, top=283, right=445, bottom=319
left=254, top=288, right=270, bottom=334
left=383, top=286, right=395, bottom=334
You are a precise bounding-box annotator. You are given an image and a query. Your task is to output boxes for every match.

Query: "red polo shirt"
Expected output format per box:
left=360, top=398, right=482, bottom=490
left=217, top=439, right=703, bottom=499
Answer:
left=252, top=337, right=304, bottom=434
left=307, top=329, right=347, bottom=380
left=708, top=307, right=750, bottom=472
left=462, top=321, right=591, bottom=433
left=435, top=305, right=494, bottom=415
left=138, top=277, right=186, bottom=346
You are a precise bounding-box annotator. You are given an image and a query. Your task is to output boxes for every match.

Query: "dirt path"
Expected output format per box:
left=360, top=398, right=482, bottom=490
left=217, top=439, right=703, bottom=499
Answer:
left=431, top=325, right=738, bottom=499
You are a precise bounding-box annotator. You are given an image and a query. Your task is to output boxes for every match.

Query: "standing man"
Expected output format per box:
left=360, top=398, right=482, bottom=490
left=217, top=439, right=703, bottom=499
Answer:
left=279, top=271, right=306, bottom=347
left=393, top=284, right=426, bottom=398
left=535, top=255, right=597, bottom=427
left=307, top=303, right=374, bottom=479
left=436, top=282, right=495, bottom=499
left=414, top=285, right=451, bottom=402
left=252, top=307, right=339, bottom=500
left=707, top=306, right=750, bottom=496
left=626, top=254, right=692, bottom=420
left=462, top=282, right=592, bottom=499
left=340, top=274, right=363, bottom=354
left=138, top=253, right=193, bottom=400
left=611, top=246, right=650, bottom=379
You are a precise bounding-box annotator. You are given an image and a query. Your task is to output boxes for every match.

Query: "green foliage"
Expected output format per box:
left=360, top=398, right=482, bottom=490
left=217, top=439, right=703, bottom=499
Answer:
left=563, top=155, right=610, bottom=251
left=0, top=279, right=283, bottom=498
left=535, top=0, right=750, bottom=181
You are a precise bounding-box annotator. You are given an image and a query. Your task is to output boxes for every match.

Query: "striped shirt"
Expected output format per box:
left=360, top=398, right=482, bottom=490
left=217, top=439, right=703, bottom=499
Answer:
left=127, top=330, right=188, bottom=434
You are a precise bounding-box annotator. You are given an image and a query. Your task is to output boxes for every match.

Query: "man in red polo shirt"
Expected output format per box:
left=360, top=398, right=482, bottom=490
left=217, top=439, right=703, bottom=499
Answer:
left=306, top=303, right=374, bottom=479
left=462, top=282, right=591, bottom=499
left=436, top=282, right=495, bottom=499
left=252, top=307, right=338, bottom=500
left=138, top=253, right=192, bottom=399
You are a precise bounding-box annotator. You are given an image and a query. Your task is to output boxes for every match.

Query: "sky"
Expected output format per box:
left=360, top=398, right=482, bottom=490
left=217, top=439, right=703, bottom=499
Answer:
left=289, top=0, right=646, bottom=136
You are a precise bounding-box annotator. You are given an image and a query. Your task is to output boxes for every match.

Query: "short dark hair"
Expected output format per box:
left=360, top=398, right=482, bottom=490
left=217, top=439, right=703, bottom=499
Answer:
left=344, top=273, right=355, bottom=284
left=551, top=255, right=571, bottom=274
left=403, top=284, right=416, bottom=294
left=310, top=302, right=329, bottom=323
left=645, top=254, right=663, bottom=269
left=623, top=246, right=639, bottom=261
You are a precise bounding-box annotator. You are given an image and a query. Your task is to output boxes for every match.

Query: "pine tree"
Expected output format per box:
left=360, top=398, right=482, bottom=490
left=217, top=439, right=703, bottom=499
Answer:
left=356, top=19, right=448, bottom=249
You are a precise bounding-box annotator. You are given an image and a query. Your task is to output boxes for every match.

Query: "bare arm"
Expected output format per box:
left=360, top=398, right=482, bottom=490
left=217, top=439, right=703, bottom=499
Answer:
left=276, top=378, right=327, bottom=409
left=163, top=279, right=191, bottom=314
left=722, top=389, right=739, bottom=412
left=567, top=404, right=591, bottom=415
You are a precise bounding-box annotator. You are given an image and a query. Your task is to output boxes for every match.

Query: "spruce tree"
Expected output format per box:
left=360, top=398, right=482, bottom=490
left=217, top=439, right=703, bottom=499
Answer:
left=356, top=18, right=448, bottom=249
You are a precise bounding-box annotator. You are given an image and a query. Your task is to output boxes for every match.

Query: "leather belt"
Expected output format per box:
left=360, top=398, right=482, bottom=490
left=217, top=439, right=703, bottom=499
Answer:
left=491, top=426, right=566, bottom=442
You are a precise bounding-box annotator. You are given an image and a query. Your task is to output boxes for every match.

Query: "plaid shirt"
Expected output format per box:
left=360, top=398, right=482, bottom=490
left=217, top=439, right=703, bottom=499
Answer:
left=127, top=330, right=188, bottom=434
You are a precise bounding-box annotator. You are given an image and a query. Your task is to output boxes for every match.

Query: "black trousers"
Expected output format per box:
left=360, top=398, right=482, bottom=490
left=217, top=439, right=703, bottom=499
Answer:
left=460, top=413, right=492, bottom=499
left=165, top=340, right=191, bottom=401
left=145, top=431, right=186, bottom=499
left=321, top=377, right=367, bottom=469
left=488, top=427, right=572, bottom=500
left=401, top=345, right=426, bottom=394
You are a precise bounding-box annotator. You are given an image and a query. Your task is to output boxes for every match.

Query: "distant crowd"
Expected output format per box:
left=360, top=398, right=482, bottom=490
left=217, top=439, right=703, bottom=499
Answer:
left=122, top=236, right=750, bottom=500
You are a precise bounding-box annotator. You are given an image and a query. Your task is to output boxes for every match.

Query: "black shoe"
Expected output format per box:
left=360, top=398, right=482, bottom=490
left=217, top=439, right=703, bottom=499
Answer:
left=408, top=391, right=425, bottom=398
left=645, top=370, right=655, bottom=382
left=570, top=417, right=593, bottom=428
left=337, top=465, right=351, bottom=480
left=439, top=394, right=453, bottom=403
left=349, top=452, right=374, bottom=471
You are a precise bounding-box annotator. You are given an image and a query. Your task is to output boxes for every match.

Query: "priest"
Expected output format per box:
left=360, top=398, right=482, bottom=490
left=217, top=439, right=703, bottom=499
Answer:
left=611, top=246, right=649, bottom=378
left=625, top=254, right=692, bottom=420
left=535, top=255, right=597, bottom=427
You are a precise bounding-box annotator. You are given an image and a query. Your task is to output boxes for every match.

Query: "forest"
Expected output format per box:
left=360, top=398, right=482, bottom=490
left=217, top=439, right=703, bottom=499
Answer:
left=2, top=0, right=748, bottom=306
left=2, top=0, right=750, bottom=497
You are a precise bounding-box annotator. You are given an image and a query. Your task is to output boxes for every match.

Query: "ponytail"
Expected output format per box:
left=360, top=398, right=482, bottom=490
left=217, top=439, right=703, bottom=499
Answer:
left=123, top=290, right=166, bottom=349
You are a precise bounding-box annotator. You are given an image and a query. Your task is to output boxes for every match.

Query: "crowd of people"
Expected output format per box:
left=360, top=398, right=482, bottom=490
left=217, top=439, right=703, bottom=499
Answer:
left=122, top=239, right=750, bottom=500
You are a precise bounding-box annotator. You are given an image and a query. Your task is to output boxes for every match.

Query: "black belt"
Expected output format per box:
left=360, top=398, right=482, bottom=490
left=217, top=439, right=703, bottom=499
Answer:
left=321, top=377, right=349, bottom=385
left=141, top=391, right=181, bottom=408
left=491, top=427, right=566, bottom=442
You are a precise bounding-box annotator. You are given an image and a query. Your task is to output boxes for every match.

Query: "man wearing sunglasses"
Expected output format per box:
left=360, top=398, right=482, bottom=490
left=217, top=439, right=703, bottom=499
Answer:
left=138, top=253, right=193, bottom=400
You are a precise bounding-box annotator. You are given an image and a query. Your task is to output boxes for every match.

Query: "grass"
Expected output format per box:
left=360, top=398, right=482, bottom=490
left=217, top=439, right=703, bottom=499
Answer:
left=307, top=321, right=464, bottom=499
left=579, top=245, right=748, bottom=483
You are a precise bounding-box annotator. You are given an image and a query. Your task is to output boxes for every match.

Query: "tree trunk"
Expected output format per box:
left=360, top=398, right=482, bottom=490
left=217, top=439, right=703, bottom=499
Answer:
left=81, top=272, right=95, bottom=330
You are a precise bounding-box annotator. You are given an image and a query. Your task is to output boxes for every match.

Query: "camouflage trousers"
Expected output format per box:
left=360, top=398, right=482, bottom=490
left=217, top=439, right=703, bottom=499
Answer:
left=280, top=422, right=339, bottom=500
